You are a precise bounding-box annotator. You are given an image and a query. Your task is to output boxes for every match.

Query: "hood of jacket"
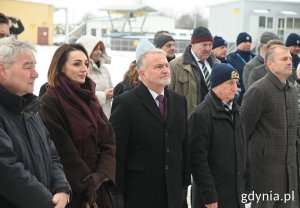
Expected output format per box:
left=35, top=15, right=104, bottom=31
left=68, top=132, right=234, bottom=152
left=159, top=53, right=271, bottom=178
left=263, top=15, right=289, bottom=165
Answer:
left=76, top=35, right=102, bottom=57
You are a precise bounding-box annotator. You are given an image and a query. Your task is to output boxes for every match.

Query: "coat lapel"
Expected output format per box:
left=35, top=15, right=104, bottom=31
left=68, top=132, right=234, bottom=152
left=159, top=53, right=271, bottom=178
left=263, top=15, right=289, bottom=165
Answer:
left=137, top=84, right=165, bottom=125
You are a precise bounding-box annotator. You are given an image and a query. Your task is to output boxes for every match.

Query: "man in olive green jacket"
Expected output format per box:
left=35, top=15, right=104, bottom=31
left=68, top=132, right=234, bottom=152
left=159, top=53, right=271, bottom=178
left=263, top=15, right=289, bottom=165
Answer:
left=169, top=26, right=220, bottom=117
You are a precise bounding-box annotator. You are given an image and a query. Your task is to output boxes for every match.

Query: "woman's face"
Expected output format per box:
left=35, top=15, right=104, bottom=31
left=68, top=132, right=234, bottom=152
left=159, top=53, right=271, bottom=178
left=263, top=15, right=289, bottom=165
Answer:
left=62, top=50, right=89, bottom=84
left=90, top=44, right=102, bottom=62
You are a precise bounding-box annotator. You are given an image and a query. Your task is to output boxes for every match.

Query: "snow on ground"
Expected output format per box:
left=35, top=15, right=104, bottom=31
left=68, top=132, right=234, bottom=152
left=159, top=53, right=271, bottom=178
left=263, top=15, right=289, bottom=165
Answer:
left=34, top=45, right=135, bottom=96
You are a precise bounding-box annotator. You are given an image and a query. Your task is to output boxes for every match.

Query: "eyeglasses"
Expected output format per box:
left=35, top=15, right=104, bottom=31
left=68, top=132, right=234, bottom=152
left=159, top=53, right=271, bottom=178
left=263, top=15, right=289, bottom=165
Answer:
left=0, top=33, right=10, bottom=38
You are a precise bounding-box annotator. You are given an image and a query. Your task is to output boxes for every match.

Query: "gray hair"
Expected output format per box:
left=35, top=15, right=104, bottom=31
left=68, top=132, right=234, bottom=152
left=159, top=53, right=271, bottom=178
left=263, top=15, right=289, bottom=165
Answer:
left=0, top=37, right=35, bottom=66
left=136, top=48, right=166, bottom=72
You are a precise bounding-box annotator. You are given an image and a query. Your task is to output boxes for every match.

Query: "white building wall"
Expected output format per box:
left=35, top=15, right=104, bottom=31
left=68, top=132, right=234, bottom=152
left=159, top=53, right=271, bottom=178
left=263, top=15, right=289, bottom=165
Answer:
left=209, top=0, right=300, bottom=44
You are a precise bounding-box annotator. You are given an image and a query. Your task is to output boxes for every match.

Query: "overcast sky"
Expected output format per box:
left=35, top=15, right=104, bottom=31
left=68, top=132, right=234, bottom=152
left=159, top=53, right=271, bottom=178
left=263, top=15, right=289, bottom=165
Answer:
left=23, top=0, right=230, bottom=23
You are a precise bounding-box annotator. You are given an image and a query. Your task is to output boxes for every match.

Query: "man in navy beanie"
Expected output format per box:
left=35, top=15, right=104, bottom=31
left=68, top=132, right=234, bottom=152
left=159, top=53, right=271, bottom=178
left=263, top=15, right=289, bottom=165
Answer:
left=190, top=63, right=246, bottom=208
left=286, top=33, right=300, bottom=70
left=226, top=32, right=255, bottom=105
left=169, top=25, right=220, bottom=208
left=212, top=36, right=228, bottom=63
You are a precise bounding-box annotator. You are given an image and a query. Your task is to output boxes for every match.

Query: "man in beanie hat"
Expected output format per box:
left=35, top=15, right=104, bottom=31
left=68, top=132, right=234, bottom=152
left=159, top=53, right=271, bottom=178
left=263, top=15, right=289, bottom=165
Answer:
left=243, top=31, right=279, bottom=90
left=286, top=33, right=300, bottom=70
left=169, top=25, right=220, bottom=208
left=241, top=45, right=299, bottom=208
left=226, top=32, right=255, bottom=104
left=154, top=34, right=176, bottom=62
left=189, top=63, right=246, bottom=208
left=0, top=13, right=9, bottom=38
left=169, top=26, right=220, bottom=116
left=212, top=36, right=228, bottom=63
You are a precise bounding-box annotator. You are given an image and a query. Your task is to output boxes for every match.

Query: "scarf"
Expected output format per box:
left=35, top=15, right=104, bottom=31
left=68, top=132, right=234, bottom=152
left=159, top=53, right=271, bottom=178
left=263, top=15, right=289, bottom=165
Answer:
left=47, top=76, right=108, bottom=144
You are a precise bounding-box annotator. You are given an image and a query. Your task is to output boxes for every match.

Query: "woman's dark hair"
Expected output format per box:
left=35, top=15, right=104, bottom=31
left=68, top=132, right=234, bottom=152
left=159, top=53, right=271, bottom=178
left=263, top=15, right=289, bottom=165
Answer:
left=47, top=43, right=90, bottom=87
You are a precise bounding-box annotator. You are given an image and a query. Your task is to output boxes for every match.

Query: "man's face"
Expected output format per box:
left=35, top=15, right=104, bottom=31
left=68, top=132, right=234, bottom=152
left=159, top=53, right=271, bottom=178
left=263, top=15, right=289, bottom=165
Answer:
left=161, top=41, right=175, bottom=58
left=267, top=47, right=292, bottom=81
left=212, top=45, right=227, bottom=59
left=0, top=49, right=38, bottom=96
left=0, top=23, right=9, bottom=38
left=237, top=41, right=252, bottom=52
left=192, top=41, right=213, bottom=61
left=288, top=45, right=300, bottom=55
left=139, top=53, right=170, bottom=90
left=214, top=79, right=239, bottom=103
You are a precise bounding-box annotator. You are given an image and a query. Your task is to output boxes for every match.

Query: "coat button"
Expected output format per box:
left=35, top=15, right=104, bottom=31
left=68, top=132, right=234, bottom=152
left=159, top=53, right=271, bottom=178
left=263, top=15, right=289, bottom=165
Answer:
left=166, top=148, right=170, bottom=153
left=165, top=165, right=169, bottom=170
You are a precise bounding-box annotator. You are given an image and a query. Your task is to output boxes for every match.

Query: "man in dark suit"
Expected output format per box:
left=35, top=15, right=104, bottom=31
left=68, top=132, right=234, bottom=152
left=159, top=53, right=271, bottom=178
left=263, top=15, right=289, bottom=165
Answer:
left=241, top=45, right=299, bottom=207
left=110, top=48, right=190, bottom=208
left=189, top=63, right=246, bottom=208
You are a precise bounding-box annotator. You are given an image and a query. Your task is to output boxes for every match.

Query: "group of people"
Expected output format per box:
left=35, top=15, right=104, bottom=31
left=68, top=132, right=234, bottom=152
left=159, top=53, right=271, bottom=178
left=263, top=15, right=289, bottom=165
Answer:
left=0, top=9, right=300, bottom=208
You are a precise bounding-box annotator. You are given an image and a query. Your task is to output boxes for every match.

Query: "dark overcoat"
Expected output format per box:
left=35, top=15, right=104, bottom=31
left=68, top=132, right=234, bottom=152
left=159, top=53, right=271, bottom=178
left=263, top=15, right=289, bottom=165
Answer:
left=40, top=93, right=116, bottom=208
left=189, top=91, right=246, bottom=208
left=241, top=71, right=299, bottom=197
left=109, top=83, right=191, bottom=208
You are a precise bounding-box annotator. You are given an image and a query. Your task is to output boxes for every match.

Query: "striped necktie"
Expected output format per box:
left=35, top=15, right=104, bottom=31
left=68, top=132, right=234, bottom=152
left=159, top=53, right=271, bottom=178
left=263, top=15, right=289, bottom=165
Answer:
left=199, top=61, right=211, bottom=90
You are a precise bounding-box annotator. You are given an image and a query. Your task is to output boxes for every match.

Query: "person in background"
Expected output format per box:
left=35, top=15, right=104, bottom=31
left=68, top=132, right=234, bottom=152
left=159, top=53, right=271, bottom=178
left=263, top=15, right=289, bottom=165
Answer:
left=241, top=45, right=299, bottom=208
left=113, top=36, right=155, bottom=98
left=190, top=63, right=246, bottom=208
left=76, top=35, right=113, bottom=118
left=226, top=32, right=255, bottom=105
left=154, top=34, right=176, bottom=62
left=110, top=49, right=190, bottom=208
left=8, top=16, right=24, bottom=38
left=247, top=39, right=285, bottom=89
left=285, top=33, right=300, bottom=70
left=169, top=26, right=220, bottom=117
left=153, top=30, right=170, bottom=42
left=243, top=31, right=279, bottom=90
left=39, top=43, right=116, bottom=208
left=0, top=13, right=10, bottom=38
left=212, top=36, right=228, bottom=63
left=0, top=37, right=71, bottom=207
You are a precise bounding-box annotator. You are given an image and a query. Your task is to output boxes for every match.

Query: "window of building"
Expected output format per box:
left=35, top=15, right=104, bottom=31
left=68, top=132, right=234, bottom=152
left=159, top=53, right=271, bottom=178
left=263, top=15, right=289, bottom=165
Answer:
left=259, top=16, right=266, bottom=27
left=295, top=18, right=300, bottom=29
left=287, top=18, right=293, bottom=29
left=267, top=17, right=273, bottom=28
left=91, top=28, right=96, bottom=36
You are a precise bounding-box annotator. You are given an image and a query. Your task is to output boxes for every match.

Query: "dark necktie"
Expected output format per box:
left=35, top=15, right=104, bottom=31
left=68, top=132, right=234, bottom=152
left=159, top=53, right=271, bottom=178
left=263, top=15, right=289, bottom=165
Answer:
left=156, top=95, right=167, bottom=121
left=199, top=61, right=211, bottom=90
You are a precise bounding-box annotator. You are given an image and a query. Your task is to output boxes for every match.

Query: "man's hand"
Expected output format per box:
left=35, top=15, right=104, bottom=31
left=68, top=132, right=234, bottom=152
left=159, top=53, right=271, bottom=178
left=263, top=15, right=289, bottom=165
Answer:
left=52, top=192, right=69, bottom=208
left=205, top=202, right=218, bottom=208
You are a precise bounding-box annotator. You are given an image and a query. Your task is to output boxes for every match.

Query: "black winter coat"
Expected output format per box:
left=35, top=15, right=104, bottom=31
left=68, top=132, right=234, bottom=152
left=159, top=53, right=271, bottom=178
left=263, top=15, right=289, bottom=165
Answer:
left=189, top=91, right=246, bottom=208
left=0, top=86, right=70, bottom=208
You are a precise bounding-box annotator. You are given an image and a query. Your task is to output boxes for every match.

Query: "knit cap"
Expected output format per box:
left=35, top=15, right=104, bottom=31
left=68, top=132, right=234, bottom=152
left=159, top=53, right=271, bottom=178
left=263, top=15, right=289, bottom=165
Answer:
left=154, top=34, right=175, bottom=48
left=135, top=37, right=156, bottom=62
left=285, top=33, right=300, bottom=47
left=211, top=63, right=239, bottom=88
left=260, top=31, right=279, bottom=44
left=236, top=32, right=252, bottom=46
left=191, top=26, right=213, bottom=44
left=213, top=36, right=227, bottom=49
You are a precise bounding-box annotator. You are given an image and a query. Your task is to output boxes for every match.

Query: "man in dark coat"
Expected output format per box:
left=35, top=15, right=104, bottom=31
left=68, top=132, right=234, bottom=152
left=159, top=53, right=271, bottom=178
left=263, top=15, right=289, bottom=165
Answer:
left=226, top=32, right=255, bottom=105
left=286, top=33, right=300, bottom=70
left=110, top=49, right=190, bottom=208
left=0, top=37, right=71, bottom=207
left=212, top=36, right=228, bottom=63
left=241, top=45, right=299, bottom=207
left=189, top=63, right=246, bottom=208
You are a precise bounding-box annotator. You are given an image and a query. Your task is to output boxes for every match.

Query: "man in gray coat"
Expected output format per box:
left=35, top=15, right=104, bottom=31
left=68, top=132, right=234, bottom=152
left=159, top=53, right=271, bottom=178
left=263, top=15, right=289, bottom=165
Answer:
left=241, top=45, right=299, bottom=208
